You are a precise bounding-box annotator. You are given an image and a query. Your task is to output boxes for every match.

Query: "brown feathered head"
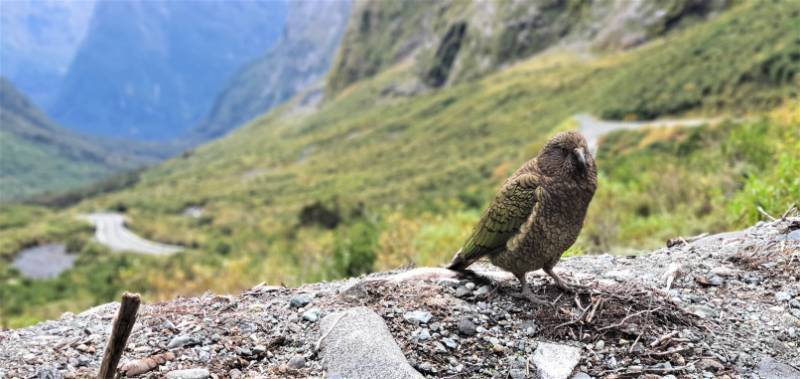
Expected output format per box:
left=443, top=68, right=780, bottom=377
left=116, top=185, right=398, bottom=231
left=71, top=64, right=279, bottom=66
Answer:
left=536, top=131, right=596, bottom=182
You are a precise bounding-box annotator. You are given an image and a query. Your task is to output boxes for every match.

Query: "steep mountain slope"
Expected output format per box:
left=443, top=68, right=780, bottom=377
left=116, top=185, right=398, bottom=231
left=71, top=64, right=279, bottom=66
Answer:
left=50, top=0, right=288, bottom=140
left=0, top=78, right=150, bottom=201
left=191, top=0, right=352, bottom=141
left=0, top=0, right=95, bottom=109
left=326, top=0, right=729, bottom=95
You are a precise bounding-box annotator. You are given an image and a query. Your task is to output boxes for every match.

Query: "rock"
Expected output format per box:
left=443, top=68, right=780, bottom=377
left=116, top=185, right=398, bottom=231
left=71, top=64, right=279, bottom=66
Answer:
left=455, top=286, right=471, bottom=297
left=756, top=356, right=800, bottom=379
left=594, top=340, right=605, bottom=350
left=790, top=299, right=800, bottom=309
left=287, top=355, right=306, bottom=369
left=319, top=307, right=424, bottom=379
left=457, top=318, right=477, bottom=336
left=531, top=342, right=581, bottom=379
left=604, top=270, right=635, bottom=282
left=509, top=368, right=526, bottom=379
left=36, top=368, right=62, bottom=379
left=403, top=310, right=432, bottom=324
left=465, top=282, right=475, bottom=290
left=696, top=358, right=724, bottom=372
left=165, top=368, right=210, bottom=379
left=414, top=328, right=431, bottom=341
left=474, top=285, right=492, bottom=296
left=775, top=291, right=792, bottom=302
left=781, top=229, right=800, bottom=241
left=167, top=335, right=199, bottom=349
left=570, top=372, right=592, bottom=379
left=441, top=338, right=458, bottom=349
left=688, top=305, right=719, bottom=319
left=290, top=294, right=313, bottom=308
left=303, top=308, right=322, bottom=322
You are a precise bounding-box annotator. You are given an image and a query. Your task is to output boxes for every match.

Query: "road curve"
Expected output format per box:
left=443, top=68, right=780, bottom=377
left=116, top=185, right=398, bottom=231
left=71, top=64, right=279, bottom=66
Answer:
left=575, top=113, right=714, bottom=153
left=83, top=212, right=182, bottom=255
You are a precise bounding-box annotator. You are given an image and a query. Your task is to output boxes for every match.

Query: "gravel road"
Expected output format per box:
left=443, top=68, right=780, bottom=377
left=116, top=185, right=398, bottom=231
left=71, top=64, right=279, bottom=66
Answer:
left=575, top=113, right=714, bottom=152
left=84, top=213, right=182, bottom=255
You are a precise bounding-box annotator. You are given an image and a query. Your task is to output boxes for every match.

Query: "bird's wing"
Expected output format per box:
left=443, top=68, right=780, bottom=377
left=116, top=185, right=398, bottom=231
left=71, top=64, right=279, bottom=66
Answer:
left=448, top=173, right=541, bottom=270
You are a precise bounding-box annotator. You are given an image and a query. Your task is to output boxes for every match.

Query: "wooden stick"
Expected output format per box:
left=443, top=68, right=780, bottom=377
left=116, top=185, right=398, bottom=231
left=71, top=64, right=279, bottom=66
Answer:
left=98, top=292, right=141, bottom=379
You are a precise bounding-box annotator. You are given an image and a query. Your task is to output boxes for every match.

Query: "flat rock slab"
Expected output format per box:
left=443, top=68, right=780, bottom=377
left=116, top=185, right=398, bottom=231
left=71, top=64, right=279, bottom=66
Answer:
left=319, top=307, right=423, bottom=379
left=757, top=357, right=800, bottom=379
left=531, top=342, right=582, bottom=379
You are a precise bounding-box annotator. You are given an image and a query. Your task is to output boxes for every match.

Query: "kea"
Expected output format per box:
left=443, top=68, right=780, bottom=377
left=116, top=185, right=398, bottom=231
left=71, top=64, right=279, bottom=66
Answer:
left=448, top=131, right=597, bottom=303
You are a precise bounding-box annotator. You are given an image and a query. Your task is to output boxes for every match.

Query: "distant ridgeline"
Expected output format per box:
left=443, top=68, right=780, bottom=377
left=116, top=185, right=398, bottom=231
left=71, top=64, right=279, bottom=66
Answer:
left=0, top=77, right=156, bottom=202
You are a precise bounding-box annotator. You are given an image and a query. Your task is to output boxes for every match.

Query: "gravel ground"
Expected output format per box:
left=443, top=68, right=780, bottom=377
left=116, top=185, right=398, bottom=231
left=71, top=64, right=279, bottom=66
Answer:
left=1, top=217, right=798, bottom=378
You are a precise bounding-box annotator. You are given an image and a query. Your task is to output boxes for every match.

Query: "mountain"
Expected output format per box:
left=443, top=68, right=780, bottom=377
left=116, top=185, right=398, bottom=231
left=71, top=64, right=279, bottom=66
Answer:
left=326, top=0, right=730, bottom=95
left=0, top=0, right=96, bottom=109
left=49, top=0, right=289, bottom=141
left=0, top=77, right=153, bottom=201
left=191, top=0, right=352, bottom=141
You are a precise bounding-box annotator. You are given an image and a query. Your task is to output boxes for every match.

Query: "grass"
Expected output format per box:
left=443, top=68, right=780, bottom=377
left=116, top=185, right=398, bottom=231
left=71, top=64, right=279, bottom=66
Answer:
left=1, top=1, right=798, bottom=327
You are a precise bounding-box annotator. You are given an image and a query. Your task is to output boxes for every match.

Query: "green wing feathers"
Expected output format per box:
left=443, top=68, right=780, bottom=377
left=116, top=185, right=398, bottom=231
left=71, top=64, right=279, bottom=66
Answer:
left=447, top=173, right=540, bottom=271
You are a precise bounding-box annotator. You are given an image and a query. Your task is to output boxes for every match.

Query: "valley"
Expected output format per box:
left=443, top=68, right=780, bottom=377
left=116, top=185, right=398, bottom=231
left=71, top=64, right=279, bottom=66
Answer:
left=0, top=0, right=798, bottom=333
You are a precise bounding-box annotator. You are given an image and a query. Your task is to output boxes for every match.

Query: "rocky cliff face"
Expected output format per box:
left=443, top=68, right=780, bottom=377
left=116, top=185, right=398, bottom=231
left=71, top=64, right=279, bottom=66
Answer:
left=190, top=0, right=352, bottom=141
left=2, top=217, right=798, bottom=378
left=49, top=1, right=288, bottom=141
left=326, top=0, right=729, bottom=96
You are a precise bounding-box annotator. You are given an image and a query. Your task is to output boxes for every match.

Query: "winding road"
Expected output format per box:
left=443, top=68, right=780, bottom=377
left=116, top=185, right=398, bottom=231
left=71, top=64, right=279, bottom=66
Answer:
left=84, top=213, right=182, bottom=255
left=575, top=113, right=715, bottom=152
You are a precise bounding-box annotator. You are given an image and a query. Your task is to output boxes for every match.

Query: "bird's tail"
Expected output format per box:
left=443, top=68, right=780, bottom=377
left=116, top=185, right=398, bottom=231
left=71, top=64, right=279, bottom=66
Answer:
left=447, top=248, right=471, bottom=272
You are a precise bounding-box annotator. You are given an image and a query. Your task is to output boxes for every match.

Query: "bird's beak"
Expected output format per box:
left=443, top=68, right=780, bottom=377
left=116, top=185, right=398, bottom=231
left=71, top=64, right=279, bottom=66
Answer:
left=573, top=148, right=587, bottom=171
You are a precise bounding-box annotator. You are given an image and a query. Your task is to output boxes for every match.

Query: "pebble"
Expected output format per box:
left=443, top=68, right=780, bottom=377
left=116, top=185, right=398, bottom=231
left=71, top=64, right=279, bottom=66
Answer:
left=165, top=368, right=210, bottom=379
left=775, top=291, right=792, bottom=302
left=287, top=355, right=306, bottom=369
left=457, top=318, right=477, bottom=336
left=167, top=335, right=199, bottom=349
left=474, top=285, right=492, bottom=296
left=465, top=282, right=475, bottom=290
left=442, top=338, right=458, bottom=349
left=455, top=286, right=471, bottom=297
left=290, top=294, right=313, bottom=308
left=414, top=328, right=431, bottom=341
left=403, top=310, right=432, bottom=324
left=302, top=307, right=321, bottom=322
left=790, top=299, right=800, bottom=309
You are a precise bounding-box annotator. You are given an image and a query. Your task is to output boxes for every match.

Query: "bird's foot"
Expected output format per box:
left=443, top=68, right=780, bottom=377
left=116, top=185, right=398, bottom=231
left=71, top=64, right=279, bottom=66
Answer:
left=512, top=287, right=551, bottom=306
left=545, top=268, right=587, bottom=293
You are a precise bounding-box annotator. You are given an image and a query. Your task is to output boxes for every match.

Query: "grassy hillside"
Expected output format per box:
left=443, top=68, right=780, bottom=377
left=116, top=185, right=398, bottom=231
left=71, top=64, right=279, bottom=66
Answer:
left=1, top=1, right=798, bottom=327
left=0, top=77, right=158, bottom=201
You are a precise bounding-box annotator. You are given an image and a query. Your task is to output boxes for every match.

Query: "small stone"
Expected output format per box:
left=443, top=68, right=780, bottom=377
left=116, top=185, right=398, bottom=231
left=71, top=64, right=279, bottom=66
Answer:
left=302, top=307, right=321, bottom=322
left=290, top=294, right=312, bottom=308
left=442, top=338, right=458, bottom=349
left=509, top=368, right=526, bottom=379
left=457, top=318, right=477, bottom=336
left=688, top=305, right=719, bottom=319
left=455, top=286, right=471, bottom=297
left=168, top=335, right=199, bottom=349
left=789, top=299, right=800, bottom=309
left=253, top=345, right=266, bottom=354
left=237, top=347, right=252, bottom=356
left=594, top=340, right=605, bottom=350
left=492, top=343, right=505, bottom=353
left=474, top=285, right=491, bottom=296
left=697, top=359, right=724, bottom=372
left=465, top=282, right=476, bottom=290
left=165, top=368, right=210, bottom=379
left=36, top=368, right=62, bottom=379
left=287, top=355, right=306, bottom=369
left=403, top=310, right=432, bottom=324
left=571, top=373, right=592, bottom=379
left=415, top=328, right=431, bottom=341
left=531, top=342, right=581, bottom=379
left=775, top=292, right=792, bottom=302
left=416, top=361, right=436, bottom=374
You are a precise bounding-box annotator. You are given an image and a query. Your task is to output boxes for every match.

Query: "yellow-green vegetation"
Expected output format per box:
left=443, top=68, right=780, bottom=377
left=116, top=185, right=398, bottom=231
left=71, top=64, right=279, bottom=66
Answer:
left=1, top=1, right=798, bottom=327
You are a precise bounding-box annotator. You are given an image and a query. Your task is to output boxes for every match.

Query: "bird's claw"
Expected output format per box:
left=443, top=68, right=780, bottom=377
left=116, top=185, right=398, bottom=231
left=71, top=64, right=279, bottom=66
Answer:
left=512, top=288, right=552, bottom=306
